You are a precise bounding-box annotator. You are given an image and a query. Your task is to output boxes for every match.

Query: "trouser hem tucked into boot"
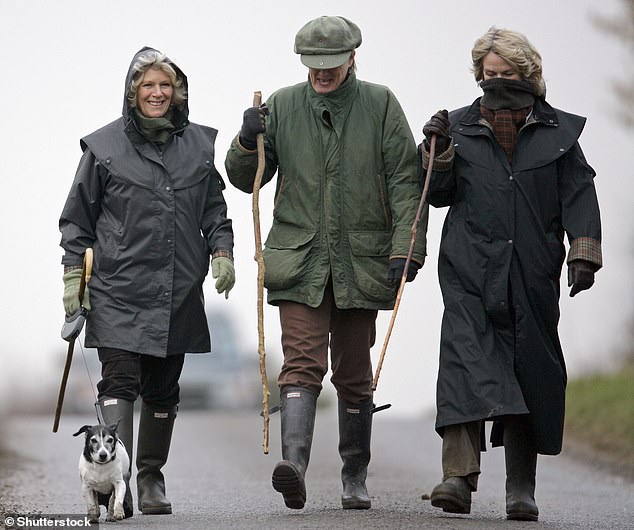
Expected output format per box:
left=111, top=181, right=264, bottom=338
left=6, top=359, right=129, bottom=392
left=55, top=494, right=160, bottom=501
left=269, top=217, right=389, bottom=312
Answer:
left=96, top=397, right=134, bottom=519
left=272, top=386, right=317, bottom=510
left=136, top=402, right=177, bottom=515
left=338, top=398, right=373, bottom=510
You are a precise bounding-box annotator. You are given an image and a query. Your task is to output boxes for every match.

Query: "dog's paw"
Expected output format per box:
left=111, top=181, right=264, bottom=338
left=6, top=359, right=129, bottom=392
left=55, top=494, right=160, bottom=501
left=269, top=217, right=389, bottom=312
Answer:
left=87, top=508, right=100, bottom=523
left=108, top=505, right=126, bottom=521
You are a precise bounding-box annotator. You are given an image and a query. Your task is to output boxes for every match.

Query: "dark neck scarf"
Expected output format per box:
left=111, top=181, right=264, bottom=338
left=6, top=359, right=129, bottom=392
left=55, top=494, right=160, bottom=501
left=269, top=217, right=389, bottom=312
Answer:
left=480, top=78, right=535, bottom=161
left=134, top=108, right=175, bottom=149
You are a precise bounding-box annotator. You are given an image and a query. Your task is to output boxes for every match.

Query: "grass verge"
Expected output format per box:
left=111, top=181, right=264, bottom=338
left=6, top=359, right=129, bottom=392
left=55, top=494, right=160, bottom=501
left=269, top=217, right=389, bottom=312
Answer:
left=565, top=365, right=634, bottom=478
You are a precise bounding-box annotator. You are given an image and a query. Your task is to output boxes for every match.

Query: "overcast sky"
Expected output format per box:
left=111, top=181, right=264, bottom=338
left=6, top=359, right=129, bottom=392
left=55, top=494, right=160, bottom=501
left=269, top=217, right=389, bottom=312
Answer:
left=1, top=0, right=632, bottom=417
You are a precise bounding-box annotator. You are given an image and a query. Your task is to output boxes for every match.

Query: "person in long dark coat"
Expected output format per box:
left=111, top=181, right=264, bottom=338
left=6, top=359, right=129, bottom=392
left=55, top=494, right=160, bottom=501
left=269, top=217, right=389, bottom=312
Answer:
left=59, top=47, right=234, bottom=518
left=419, top=27, right=602, bottom=522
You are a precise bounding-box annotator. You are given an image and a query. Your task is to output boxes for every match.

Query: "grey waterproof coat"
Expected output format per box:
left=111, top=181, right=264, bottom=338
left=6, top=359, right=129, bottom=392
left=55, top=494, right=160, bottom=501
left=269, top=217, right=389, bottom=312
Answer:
left=59, top=47, right=233, bottom=357
left=423, top=97, right=602, bottom=455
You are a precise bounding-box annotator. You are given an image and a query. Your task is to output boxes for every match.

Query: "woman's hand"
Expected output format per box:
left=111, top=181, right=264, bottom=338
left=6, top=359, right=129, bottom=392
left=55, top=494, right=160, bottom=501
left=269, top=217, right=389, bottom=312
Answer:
left=212, top=257, right=236, bottom=299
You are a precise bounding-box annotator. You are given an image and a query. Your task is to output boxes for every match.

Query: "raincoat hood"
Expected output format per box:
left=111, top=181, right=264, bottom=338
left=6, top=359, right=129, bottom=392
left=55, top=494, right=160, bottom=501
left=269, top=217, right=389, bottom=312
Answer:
left=123, top=46, right=189, bottom=123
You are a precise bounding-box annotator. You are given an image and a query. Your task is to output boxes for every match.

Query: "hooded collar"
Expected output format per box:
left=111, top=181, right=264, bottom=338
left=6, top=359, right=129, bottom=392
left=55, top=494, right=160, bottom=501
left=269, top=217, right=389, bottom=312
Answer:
left=123, top=46, right=189, bottom=143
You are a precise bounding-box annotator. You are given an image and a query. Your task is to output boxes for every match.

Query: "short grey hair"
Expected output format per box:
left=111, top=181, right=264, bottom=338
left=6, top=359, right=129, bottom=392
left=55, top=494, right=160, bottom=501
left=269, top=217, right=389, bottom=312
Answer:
left=127, top=50, right=187, bottom=110
left=471, top=26, right=546, bottom=97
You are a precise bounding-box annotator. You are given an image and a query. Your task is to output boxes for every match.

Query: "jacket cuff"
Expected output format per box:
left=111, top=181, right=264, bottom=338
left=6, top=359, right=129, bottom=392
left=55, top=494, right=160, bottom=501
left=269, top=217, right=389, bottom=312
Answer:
left=235, top=133, right=258, bottom=153
left=212, top=250, right=234, bottom=261
left=567, top=237, right=602, bottom=270
left=63, top=264, right=83, bottom=273
left=421, top=140, right=454, bottom=172
left=389, top=255, right=425, bottom=268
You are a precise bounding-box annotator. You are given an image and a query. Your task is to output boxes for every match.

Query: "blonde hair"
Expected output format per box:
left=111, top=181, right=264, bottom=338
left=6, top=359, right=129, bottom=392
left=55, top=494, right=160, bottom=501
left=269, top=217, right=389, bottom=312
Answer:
left=471, top=26, right=546, bottom=96
left=127, top=50, right=187, bottom=110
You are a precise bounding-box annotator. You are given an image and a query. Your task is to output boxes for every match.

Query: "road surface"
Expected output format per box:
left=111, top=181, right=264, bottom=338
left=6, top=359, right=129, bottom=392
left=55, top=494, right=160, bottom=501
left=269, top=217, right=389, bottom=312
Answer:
left=1, top=409, right=632, bottom=529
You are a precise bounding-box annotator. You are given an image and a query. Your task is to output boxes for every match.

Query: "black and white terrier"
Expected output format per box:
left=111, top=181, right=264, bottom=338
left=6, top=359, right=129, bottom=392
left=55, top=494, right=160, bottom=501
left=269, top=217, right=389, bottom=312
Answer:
left=73, top=423, right=130, bottom=523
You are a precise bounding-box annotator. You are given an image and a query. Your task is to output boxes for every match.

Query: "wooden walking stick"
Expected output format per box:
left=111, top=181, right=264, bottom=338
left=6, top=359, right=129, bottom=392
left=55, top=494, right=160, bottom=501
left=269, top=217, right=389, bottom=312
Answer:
left=372, top=135, right=437, bottom=391
left=53, top=248, right=93, bottom=432
left=251, top=91, right=270, bottom=453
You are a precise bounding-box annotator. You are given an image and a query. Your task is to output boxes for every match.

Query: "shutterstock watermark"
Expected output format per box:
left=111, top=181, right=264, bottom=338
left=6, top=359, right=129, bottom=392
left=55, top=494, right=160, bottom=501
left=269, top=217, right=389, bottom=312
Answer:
left=3, top=514, right=98, bottom=528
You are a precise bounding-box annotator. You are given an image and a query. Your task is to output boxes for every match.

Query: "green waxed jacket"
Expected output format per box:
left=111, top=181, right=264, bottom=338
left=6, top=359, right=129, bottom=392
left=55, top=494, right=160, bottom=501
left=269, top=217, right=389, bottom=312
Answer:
left=225, top=74, right=427, bottom=310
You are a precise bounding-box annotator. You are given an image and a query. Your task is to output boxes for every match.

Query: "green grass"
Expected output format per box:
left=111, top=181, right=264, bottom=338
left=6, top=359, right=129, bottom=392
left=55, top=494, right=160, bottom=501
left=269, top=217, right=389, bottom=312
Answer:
left=565, top=365, right=634, bottom=471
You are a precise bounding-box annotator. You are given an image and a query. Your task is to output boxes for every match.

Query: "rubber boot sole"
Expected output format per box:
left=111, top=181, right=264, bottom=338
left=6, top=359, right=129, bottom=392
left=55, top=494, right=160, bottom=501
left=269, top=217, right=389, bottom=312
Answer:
left=140, top=504, right=172, bottom=515
left=431, top=493, right=471, bottom=514
left=507, top=501, right=539, bottom=521
left=272, top=461, right=306, bottom=509
left=342, top=496, right=371, bottom=510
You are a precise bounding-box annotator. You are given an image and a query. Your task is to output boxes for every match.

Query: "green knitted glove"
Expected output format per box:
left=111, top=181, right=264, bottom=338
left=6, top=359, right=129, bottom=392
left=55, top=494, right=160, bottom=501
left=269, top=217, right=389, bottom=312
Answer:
left=63, top=268, right=91, bottom=316
left=211, top=257, right=235, bottom=299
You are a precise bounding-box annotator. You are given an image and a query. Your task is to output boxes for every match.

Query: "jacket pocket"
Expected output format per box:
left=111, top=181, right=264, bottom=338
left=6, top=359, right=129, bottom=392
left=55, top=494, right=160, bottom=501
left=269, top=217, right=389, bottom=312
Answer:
left=348, top=230, right=393, bottom=302
left=263, top=223, right=317, bottom=290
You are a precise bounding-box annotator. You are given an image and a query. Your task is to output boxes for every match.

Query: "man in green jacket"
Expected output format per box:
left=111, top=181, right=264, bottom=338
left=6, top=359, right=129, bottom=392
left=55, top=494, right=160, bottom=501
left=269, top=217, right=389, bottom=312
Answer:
left=225, top=16, right=426, bottom=510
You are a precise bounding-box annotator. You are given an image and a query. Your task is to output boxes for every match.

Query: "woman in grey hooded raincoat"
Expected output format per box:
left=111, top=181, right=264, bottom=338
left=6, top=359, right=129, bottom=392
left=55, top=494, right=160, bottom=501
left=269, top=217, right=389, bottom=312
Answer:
left=59, top=47, right=234, bottom=518
left=419, top=28, right=602, bottom=522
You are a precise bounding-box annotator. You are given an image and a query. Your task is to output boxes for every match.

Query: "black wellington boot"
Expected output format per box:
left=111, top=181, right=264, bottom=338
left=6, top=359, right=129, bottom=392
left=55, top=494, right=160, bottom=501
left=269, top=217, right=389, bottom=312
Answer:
left=136, top=402, right=177, bottom=515
left=271, top=386, right=317, bottom=509
left=338, top=398, right=373, bottom=509
left=504, top=417, right=539, bottom=521
left=96, top=397, right=134, bottom=518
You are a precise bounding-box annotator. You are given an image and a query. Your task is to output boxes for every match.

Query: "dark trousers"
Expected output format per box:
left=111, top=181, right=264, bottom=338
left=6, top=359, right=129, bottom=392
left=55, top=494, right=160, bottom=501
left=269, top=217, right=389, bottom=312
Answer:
left=97, top=348, right=185, bottom=408
left=277, top=283, right=377, bottom=403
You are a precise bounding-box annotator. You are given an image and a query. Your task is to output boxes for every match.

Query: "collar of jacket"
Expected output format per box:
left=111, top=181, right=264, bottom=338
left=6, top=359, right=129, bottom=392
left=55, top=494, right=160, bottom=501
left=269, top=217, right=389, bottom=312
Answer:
left=459, top=96, right=559, bottom=129
left=307, top=71, right=358, bottom=123
left=124, top=106, right=190, bottom=145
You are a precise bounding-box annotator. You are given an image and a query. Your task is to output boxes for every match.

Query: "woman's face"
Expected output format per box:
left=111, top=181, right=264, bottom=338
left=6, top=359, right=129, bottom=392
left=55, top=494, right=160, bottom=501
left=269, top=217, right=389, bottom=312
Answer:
left=136, top=68, right=173, bottom=118
left=308, top=52, right=354, bottom=94
left=482, top=51, right=522, bottom=81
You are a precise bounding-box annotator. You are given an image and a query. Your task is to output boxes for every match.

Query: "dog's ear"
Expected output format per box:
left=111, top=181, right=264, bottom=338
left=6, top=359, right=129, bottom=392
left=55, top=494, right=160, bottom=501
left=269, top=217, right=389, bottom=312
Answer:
left=73, top=425, right=92, bottom=437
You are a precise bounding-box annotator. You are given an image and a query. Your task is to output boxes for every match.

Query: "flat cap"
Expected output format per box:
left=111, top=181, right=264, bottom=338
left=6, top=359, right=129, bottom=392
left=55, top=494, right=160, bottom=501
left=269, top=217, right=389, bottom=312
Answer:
left=294, top=16, right=362, bottom=69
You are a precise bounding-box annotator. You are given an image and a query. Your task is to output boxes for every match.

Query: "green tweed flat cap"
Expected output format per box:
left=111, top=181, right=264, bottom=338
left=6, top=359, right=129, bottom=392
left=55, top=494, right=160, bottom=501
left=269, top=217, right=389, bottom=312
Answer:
left=294, top=16, right=362, bottom=69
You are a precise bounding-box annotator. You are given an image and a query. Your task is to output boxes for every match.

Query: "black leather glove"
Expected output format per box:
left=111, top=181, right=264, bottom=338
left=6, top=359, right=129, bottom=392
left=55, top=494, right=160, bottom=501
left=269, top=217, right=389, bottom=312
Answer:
left=387, top=258, right=421, bottom=287
left=422, top=109, right=450, bottom=153
left=568, top=260, right=595, bottom=297
left=239, top=105, right=267, bottom=150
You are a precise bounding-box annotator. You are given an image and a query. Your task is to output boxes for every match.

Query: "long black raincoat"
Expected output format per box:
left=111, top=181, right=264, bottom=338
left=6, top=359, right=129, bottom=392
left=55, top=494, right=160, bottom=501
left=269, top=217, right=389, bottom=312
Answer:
left=423, top=97, right=602, bottom=455
left=59, top=47, right=233, bottom=357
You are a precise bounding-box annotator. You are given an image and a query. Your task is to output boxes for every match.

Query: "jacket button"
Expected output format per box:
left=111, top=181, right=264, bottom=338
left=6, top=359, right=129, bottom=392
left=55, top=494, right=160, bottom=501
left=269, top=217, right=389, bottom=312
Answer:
left=166, top=186, right=171, bottom=191
left=105, top=158, right=111, bottom=165
left=508, top=239, right=513, bottom=244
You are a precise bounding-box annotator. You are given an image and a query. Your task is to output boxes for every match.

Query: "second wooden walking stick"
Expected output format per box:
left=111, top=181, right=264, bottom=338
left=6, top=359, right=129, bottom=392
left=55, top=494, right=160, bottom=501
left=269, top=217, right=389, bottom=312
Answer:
left=372, top=135, right=437, bottom=392
left=251, top=91, right=270, bottom=453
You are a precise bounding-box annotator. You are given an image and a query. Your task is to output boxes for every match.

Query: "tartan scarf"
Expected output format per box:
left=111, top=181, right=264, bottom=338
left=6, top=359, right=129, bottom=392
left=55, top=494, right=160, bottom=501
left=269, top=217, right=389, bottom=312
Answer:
left=480, top=78, right=535, bottom=161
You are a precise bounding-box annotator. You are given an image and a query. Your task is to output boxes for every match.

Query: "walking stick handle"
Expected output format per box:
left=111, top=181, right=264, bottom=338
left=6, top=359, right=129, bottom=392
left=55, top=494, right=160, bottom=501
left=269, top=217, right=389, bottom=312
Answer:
left=371, top=135, right=437, bottom=392
left=79, top=248, right=93, bottom=304
left=251, top=91, right=270, bottom=453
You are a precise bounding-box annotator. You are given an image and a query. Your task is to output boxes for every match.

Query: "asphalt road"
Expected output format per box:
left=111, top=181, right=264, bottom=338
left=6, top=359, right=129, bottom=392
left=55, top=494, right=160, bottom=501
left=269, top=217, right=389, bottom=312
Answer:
left=1, top=408, right=632, bottom=529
